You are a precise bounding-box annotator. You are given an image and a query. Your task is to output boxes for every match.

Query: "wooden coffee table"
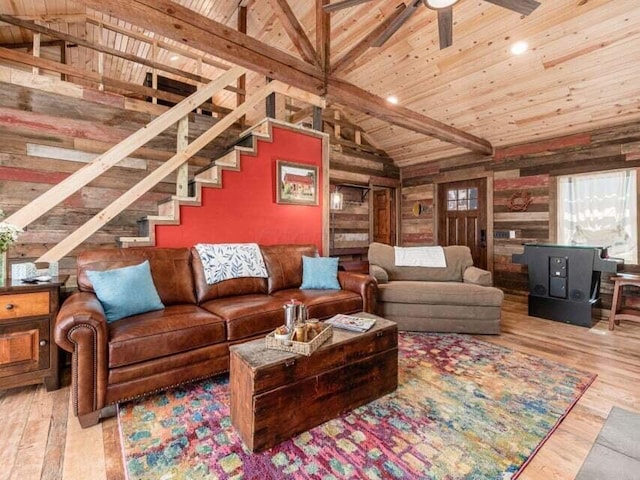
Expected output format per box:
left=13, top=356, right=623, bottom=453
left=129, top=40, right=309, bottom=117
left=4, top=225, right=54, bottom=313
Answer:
left=229, top=313, right=398, bottom=452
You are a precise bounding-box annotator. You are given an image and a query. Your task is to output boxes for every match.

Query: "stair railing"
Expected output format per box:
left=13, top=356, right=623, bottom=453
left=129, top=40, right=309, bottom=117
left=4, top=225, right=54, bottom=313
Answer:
left=32, top=79, right=325, bottom=264
left=5, top=66, right=247, bottom=231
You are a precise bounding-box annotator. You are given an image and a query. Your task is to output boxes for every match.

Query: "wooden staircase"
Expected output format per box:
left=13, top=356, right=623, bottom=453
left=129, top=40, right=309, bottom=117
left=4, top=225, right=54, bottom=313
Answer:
left=119, top=120, right=277, bottom=247
left=4, top=67, right=325, bottom=265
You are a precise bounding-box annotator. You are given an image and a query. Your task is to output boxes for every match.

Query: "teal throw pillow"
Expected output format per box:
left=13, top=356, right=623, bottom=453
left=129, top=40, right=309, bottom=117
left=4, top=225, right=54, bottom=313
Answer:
left=87, top=260, right=164, bottom=323
left=300, top=256, right=341, bottom=290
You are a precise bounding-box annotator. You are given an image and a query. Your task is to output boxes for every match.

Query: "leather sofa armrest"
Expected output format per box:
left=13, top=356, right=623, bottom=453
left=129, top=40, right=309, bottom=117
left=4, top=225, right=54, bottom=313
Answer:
left=54, top=291, right=109, bottom=424
left=338, top=271, right=377, bottom=314
left=369, top=265, right=389, bottom=284
left=463, top=266, right=493, bottom=286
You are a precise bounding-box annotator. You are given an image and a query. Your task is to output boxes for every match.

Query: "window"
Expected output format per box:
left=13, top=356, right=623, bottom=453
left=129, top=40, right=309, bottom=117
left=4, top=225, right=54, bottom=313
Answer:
left=447, top=187, right=478, bottom=211
left=557, top=169, right=637, bottom=263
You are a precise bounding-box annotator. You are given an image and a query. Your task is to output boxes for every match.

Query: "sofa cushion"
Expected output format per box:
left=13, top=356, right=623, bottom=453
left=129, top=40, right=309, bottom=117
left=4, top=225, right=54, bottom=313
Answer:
left=87, top=260, right=164, bottom=323
left=108, top=305, right=225, bottom=368
left=378, top=281, right=504, bottom=307
left=261, top=244, right=318, bottom=294
left=300, top=256, right=341, bottom=290
left=78, top=247, right=197, bottom=306
left=368, top=242, right=473, bottom=282
left=271, top=289, right=362, bottom=319
left=191, top=247, right=267, bottom=303
left=200, top=294, right=287, bottom=341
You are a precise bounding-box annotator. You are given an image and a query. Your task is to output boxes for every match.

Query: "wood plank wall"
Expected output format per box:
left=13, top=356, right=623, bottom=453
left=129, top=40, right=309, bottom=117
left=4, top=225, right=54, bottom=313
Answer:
left=329, top=145, right=399, bottom=269
left=0, top=67, right=238, bottom=286
left=401, top=120, right=640, bottom=307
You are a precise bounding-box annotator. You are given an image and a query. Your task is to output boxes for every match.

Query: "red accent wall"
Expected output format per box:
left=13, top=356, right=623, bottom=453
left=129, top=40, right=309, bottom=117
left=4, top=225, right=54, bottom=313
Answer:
left=155, top=125, right=324, bottom=251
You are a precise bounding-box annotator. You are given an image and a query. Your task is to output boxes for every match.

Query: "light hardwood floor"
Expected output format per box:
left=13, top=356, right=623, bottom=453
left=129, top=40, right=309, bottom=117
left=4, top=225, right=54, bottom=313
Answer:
left=2, top=299, right=639, bottom=480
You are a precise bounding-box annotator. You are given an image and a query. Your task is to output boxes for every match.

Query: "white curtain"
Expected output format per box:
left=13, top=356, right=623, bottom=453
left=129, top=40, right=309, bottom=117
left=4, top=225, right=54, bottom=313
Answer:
left=558, top=169, right=637, bottom=263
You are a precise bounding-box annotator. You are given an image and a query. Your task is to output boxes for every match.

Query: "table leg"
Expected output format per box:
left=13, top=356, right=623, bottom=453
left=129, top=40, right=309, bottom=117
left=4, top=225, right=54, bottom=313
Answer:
left=609, top=280, right=622, bottom=330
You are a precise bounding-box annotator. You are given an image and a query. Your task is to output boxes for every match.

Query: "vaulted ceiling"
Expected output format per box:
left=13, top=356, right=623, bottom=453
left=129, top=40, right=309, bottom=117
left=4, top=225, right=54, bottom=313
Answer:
left=1, top=0, right=639, bottom=167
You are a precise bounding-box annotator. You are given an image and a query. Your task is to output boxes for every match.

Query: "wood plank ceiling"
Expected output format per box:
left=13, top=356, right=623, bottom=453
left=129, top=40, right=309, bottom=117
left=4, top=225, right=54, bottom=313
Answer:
left=0, top=0, right=639, bottom=167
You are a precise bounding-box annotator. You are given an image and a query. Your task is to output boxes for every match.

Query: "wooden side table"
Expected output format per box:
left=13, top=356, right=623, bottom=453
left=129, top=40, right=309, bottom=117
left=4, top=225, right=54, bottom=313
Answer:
left=608, top=274, right=640, bottom=331
left=0, top=276, right=68, bottom=391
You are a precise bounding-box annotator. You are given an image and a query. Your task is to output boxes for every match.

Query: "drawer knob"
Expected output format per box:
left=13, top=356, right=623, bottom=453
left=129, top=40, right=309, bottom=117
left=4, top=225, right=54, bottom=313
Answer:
left=5, top=303, right=14, bottom=310
left=39, top=340, right=47, bottom=347
left=376, top=331, right=384, bottom=337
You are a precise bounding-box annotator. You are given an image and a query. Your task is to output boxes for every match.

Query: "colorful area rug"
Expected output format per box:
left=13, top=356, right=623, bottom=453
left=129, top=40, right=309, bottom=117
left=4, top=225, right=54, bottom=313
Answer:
left=118, top=333, right=595, bottom=479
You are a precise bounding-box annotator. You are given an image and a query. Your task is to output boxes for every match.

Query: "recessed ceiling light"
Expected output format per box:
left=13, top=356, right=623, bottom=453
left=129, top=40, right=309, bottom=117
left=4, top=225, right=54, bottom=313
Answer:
left=170, top=54, right=180, bottom=61
left=510, top=41, right=529, bottom=55
left=426, top=0, right=459, bottom=8
left=387, top=95, right=399, bottom=105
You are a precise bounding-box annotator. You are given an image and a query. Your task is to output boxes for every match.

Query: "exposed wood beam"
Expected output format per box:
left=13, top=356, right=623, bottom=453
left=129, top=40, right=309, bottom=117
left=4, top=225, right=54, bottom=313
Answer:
left=32, top=32, right=40, bottom=75
left=75, top=0, right=325, bottom=94
left=0, top=40, right=63, bottom=49
left=323, top=0, right=372, bottom=13
left=313, top=106, right=323, bottom=131
left=326, top=77, right=493, bottom=154
left=331, top=3, right=406, bottom=74
left=270, top=81, right=326, bottom=108
left=237, top=5, right=247, bottom=126
left=0, top=13, right=86, bottom=26
left=316, top=0, right=331, bottom=76
left=74, top=0, right=492, bottom=154
left=0, top=15, right=243, bottom=95
left=267, top=0, right=320, bottom=67
left=373, top=0, right=421, bottom=47
left=85, top=17, right=231, bottom=72
left=265, top=77, right=276, bottom=119
left=0, top=46, right=232, bottom=115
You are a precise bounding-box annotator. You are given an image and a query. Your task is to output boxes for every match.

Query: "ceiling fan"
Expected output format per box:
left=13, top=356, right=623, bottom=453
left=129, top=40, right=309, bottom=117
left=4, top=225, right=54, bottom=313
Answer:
left=324, top=0, right=541, bottom=49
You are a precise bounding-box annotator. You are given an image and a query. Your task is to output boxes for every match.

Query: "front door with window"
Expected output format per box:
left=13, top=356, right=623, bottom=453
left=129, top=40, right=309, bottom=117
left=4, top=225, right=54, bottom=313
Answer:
left=437, top=178, right=487, bottom=269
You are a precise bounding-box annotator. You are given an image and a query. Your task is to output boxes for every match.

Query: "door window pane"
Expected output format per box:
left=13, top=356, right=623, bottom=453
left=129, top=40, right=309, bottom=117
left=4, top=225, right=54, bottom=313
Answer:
left=447, top=188, right=479, bottom=211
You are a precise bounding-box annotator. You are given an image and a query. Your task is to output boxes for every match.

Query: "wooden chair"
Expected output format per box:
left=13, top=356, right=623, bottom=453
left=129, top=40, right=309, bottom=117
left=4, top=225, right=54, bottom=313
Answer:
left=608, top=273, right=640, bottom=330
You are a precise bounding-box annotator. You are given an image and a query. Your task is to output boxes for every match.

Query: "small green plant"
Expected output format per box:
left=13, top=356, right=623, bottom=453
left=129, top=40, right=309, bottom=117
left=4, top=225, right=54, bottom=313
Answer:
left=0, top=209, right=22, bottom=253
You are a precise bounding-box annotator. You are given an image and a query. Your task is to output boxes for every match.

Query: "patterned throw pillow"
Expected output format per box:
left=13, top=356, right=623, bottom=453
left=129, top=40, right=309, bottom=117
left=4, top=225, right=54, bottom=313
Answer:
left=87, top=260, right=164, bottom=322
left=300, top=256, right=341, bottom=290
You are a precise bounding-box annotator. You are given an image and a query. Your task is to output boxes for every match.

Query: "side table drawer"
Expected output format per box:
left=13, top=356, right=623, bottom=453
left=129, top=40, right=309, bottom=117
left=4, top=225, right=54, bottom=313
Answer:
left=0, top=317, right=50, bottom=378
left=0, top=292, right=50, bottom=320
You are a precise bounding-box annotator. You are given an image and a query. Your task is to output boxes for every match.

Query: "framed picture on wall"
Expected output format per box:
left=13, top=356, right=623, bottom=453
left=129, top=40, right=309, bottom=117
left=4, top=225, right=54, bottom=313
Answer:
left=276, top=160, right=319, bottom=206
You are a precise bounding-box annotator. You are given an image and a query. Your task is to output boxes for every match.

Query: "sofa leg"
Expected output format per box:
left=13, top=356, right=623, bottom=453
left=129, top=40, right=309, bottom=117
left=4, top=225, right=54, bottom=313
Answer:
left=78, top=410, right=102, bottom=428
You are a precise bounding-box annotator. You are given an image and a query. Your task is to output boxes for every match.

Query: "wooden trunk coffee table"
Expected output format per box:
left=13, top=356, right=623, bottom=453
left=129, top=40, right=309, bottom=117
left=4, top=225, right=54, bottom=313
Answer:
left=229, top=313, right=398, bottom=452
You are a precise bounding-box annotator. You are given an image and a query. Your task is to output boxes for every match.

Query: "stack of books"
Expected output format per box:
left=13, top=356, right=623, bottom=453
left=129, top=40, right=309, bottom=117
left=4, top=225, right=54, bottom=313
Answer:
left=326, top=314, right=376, bottom=332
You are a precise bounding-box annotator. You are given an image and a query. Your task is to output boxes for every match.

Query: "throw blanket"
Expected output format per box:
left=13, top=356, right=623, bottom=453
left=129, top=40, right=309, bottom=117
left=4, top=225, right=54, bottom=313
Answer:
left=394, top=246, right=447, bottom=268
left=195, top=243, right=268, bottom=285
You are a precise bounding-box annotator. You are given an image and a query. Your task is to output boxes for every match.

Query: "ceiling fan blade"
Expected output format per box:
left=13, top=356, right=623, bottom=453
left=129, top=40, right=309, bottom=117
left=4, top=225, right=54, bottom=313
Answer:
left=324, top=0, right=376, bottom=13
left=373, top=0, right=421, bottom=47
left=483, top=0, right=541, bottom=16
left=437, top=7, right=453, bottom=49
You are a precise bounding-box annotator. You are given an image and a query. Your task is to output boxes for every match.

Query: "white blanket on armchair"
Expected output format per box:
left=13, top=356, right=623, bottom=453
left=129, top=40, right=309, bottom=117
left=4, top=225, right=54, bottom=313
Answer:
left=394, top=246, right=447, bottom=268
left=195, top=243, right=268, bottom=285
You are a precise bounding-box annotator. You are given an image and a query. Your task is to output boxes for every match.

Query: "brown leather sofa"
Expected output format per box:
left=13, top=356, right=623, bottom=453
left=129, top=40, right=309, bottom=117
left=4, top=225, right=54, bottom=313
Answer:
left=55, top=244, right=376, bottom=428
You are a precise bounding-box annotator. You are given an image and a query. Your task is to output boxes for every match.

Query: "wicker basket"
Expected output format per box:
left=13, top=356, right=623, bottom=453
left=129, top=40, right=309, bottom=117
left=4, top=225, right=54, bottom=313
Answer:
left=265, top=324, right=333, bottom=356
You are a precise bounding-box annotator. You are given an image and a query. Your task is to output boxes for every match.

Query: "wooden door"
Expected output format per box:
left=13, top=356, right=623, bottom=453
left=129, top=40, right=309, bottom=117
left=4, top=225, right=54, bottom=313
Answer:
left=373, top=188, right=396, bottom=245
left=437, top=178, right=487, bottom=269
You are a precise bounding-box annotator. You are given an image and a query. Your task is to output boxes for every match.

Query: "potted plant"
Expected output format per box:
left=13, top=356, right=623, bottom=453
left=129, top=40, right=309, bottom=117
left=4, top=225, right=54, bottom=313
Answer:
left=0, top=209, right=23, bottom=284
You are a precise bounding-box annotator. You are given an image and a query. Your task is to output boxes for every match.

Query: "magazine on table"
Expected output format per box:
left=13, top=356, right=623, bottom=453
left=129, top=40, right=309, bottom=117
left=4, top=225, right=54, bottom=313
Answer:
left=326, top=314, right=376, bottom=332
